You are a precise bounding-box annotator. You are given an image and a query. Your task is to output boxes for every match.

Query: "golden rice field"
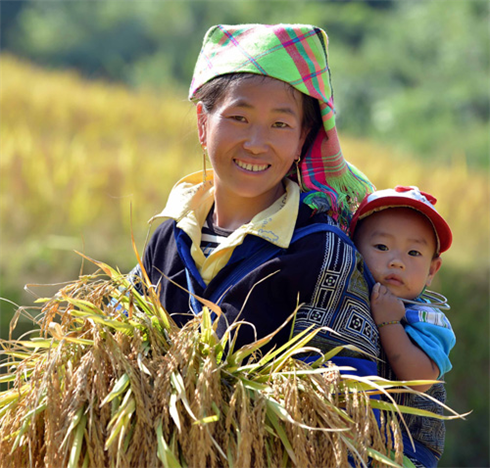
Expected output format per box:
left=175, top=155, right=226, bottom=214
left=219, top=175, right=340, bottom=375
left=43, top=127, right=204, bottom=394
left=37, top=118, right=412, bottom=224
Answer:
left=1, top=54, right=487, bottom=293
left=0, top=54, right=489, bottom=466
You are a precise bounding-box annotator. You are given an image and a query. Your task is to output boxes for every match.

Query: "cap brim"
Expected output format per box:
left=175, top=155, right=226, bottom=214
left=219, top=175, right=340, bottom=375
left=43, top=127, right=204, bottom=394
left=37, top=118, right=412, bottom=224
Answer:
left=351, top=196, right=452, bottom=253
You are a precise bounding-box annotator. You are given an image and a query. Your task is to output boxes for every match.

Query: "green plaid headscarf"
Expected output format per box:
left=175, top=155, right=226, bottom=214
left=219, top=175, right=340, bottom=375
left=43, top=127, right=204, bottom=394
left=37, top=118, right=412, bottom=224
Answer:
left=189, top=23, right=374, bottom=226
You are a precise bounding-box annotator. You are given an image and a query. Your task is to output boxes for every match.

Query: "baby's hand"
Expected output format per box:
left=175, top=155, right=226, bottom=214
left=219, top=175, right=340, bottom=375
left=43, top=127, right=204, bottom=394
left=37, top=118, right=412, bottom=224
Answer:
left=371, top=282, right=405, bottom=325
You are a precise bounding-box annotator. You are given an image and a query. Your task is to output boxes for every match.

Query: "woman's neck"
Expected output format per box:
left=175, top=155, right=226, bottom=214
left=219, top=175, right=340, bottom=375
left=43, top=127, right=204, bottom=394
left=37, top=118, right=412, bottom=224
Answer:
left=212, top=184, right=286, bottom=231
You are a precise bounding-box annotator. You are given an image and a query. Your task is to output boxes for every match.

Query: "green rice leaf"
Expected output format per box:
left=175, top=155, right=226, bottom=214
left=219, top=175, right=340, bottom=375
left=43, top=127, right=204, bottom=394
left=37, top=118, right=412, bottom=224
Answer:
left=61, top=406, right=85, bottom=449
left=226, top=444, right=235, bottom=468
left=281, top=448, right=289, bottom=468
left=61, top=294, right=104, bottom=314
left=105, top=396, right=135, bottom=450
left=81, top=451, right=90, bottom=468
left=17, top=339, right=58, bottom=349
left=236, top=376, right=270, bottom=392
left=69, top=309, right=134, bottom=333
left=255, top=324, right=317, bottom=368
left=170, top=371, right=196, bottom=420
left=366, top=447, right=404, bottom=468
left=0, top=360, right=28, bottom=370
left=192, top=414, right=219, bottom=425
left=228, top=317, right=319, bottom=371
left=0, top=399, right=20, bottom=420
left=2, top=351, right=33, bottom=360
left=137, top=352, right=152, bottom=376
left=155, top=302, right=172, bottom=332
left=108, top=389, right=133, bottom=429
left=200, top=306, right=216, bottom=348
left=122, top=418, right=136, bottom=454
left=266, top=397, right=296, bottom=426
left=100, top=373, right=130, bottom=407
left=170, top=371, right=185, bottom=396
left=344, top=377, right=438, bottom=393
left=0, top=373, right=17, bottom=384
left=0, top=385, right=28, bottom=408
left=369, top=400, right=464, bottom=420
left=65, top=337, right=94, bottom=346
left=275, top=366, right=354, bottom=376
left=11, top=401, right=47, bottom=453
left=74, top=251, right=121, bottom=279
left=156, top=419, right=182, bottom=468
left=68, top=413, right=87, bottom=468
left=337, top=434, right=368, bottom=468
left=307, top=344, right=358, bottom=366
left=169, top=392, right=182, bottom=433
left=34, top=297, right=54, bottom=304
left=265, top=405, right=297, bottom=466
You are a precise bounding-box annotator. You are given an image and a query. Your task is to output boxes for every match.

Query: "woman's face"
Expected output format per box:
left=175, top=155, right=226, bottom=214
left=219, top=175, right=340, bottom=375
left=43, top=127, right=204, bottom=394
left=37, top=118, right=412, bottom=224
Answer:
left=197, top=76, right=307, bottom=209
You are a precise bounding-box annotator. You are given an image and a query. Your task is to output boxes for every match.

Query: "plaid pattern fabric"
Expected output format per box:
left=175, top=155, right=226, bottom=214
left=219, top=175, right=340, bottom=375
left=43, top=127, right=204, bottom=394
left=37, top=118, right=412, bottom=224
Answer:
left=189, top=23, right=374, bottom=227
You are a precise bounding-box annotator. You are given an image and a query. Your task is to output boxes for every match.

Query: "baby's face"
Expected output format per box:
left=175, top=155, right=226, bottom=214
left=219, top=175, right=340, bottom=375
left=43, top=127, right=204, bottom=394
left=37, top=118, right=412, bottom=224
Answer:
left=355, top=208, right=442, bottom=300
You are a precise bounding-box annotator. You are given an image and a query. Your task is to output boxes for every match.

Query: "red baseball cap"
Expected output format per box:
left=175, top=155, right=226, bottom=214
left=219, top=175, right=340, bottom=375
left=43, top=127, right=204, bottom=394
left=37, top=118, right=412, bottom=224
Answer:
left=350, top=185, right=452, bottom=253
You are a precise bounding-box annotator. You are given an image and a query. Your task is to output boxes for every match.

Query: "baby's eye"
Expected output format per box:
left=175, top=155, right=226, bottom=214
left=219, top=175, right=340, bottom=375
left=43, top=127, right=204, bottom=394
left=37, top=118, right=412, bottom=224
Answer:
left=374, top=244, right=388, bottom=251
left=408, top=250, right=422, bottom=257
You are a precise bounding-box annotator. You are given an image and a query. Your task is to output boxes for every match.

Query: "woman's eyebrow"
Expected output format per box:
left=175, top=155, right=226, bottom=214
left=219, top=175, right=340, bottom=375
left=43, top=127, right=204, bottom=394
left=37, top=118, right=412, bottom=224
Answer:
left=230, top=99, right=298, bottom=116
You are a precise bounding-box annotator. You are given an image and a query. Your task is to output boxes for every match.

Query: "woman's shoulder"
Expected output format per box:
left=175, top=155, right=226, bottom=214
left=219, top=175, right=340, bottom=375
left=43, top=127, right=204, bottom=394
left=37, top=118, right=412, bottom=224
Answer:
left=292, top=203, right=355, bottom=250
left=150, top=218, right=176, bottom=237
left=146, top=219, right=177, bottom=253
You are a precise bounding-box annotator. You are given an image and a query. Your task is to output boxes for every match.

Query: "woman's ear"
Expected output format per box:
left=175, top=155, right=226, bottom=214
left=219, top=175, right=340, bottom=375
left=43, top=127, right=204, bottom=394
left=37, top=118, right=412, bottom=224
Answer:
left=196, top=102, right=207, bottom=147
left=426, top=256, right=443, bottom=287
left=296, top=129, right=308, bottom=159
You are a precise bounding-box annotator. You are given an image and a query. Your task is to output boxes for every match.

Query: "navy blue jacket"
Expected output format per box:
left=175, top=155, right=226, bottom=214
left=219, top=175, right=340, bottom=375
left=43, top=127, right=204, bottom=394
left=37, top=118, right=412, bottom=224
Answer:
left=139, top=201, right=379, bottom=358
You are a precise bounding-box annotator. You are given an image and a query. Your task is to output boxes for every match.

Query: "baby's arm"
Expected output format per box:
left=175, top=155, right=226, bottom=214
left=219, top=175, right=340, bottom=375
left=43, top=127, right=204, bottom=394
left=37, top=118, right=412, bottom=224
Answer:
left=372, top=283, right=439, bottom=391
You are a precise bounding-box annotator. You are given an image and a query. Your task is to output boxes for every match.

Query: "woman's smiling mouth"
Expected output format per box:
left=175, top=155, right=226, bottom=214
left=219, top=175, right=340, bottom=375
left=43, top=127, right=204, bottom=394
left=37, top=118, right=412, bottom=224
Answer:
left=234, top=159, right=270, bottom=173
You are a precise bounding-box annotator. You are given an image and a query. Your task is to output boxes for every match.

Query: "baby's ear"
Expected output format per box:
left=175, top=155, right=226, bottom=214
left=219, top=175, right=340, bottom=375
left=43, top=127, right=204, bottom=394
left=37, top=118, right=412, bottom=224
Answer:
left=426, top=256, right=443, bottom=286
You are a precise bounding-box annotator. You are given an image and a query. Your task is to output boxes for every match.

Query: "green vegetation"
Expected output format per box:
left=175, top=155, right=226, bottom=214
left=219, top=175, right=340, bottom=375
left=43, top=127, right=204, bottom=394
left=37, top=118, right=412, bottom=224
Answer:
left=1, top=1, right=488, bottom=167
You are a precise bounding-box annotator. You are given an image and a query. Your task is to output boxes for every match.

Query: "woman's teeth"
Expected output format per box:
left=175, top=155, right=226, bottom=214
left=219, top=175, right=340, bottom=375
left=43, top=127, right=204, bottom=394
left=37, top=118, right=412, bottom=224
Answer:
left=235, top=159, right=269, bottom=172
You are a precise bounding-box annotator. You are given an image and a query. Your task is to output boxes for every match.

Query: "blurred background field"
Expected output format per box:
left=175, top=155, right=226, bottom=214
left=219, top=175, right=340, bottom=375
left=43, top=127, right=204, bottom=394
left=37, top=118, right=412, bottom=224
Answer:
left=0, top=1, right=488, bottom=467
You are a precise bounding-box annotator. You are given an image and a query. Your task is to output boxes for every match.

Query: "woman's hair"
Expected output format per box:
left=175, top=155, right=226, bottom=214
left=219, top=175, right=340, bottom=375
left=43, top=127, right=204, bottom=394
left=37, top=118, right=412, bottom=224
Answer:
left=192, top=73, right=323, bottom=157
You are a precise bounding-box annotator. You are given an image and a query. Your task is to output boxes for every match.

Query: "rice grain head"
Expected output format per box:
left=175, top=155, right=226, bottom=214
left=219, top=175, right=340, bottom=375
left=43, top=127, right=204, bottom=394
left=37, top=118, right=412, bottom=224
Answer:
left=0, top=264, right=464, bottom=468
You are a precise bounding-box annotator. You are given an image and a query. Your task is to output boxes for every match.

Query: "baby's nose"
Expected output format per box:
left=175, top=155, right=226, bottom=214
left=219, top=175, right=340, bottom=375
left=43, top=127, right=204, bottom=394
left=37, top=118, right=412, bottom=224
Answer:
left=389, top=257, right=405, bottom=269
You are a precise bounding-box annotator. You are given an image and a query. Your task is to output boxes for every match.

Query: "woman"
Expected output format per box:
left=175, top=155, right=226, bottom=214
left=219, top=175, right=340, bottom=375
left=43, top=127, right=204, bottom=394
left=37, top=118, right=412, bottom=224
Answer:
left=133, top=23, right=379, bottom=364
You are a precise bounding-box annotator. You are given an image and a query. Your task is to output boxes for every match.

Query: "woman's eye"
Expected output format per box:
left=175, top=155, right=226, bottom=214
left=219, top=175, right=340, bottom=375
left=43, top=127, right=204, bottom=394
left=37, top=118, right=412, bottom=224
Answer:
left=229, top=115, right=246, bottom=122
left=273, top=121, right=289, bottom=128
left=374, top=244, right=388, bottom=251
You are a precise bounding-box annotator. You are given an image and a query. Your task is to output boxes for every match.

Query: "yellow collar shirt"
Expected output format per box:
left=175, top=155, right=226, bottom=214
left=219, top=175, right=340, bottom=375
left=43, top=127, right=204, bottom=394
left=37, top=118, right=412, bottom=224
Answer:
left=150, top=171, right=300, bottom=285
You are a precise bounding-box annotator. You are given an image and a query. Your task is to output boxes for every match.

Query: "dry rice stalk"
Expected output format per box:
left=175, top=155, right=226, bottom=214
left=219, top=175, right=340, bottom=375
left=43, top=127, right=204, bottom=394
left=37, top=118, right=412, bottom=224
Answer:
left=0, top=260, right=464, bottom=468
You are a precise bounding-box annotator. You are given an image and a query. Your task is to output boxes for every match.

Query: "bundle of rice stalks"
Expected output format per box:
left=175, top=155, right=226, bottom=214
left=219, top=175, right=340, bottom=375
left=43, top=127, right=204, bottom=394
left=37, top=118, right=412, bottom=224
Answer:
left=0, top=255, right=462, bottom=468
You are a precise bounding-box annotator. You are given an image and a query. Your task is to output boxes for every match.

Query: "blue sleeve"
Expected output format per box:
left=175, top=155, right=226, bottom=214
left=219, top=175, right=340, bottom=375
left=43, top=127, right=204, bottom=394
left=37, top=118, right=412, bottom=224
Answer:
left=403, top=306, right=456, bottom=378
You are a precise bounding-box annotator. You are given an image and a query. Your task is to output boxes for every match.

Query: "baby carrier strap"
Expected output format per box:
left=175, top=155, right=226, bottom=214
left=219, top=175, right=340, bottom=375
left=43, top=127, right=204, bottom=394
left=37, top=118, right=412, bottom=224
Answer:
left=179, top=222, right=351, bottom=317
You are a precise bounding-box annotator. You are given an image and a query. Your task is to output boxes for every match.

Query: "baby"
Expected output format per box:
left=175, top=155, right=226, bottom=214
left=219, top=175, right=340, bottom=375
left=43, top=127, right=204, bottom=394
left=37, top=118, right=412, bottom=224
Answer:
left=350, top=185, right=456, bottom=467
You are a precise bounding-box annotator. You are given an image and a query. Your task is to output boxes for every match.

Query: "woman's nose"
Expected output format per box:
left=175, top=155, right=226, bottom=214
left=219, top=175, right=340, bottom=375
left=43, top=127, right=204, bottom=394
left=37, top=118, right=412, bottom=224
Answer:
left=243, top=126, right=268, bottom=154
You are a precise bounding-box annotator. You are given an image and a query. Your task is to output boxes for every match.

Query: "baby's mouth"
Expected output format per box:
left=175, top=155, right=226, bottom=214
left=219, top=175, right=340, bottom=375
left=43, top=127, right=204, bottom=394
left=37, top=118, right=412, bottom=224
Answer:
left=234, top=159, right=270, bottom=172
left=385, top=274, right=403, bottom=286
